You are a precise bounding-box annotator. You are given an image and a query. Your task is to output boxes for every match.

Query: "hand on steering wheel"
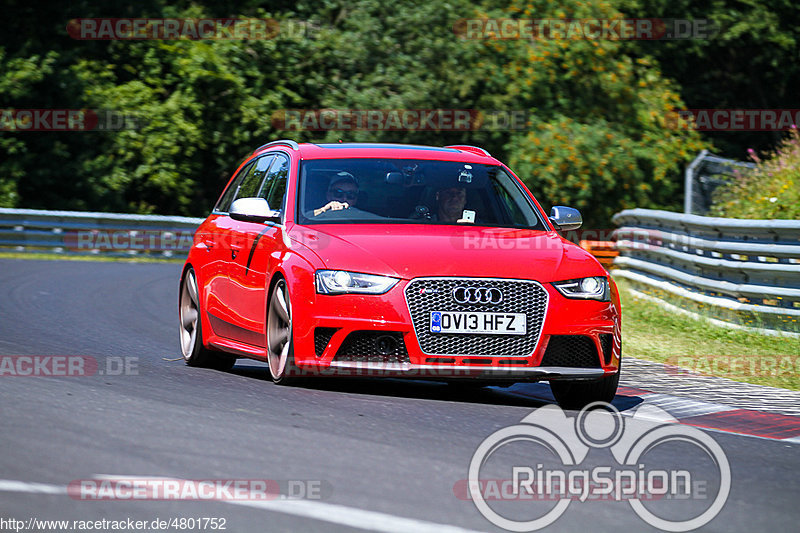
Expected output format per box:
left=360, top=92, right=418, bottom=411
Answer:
left=313, top=201, right=350, bottom=216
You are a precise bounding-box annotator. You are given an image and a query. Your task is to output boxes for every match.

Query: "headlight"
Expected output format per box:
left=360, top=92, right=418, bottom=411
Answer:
left=315, top=270, right=399, bottom=295
left=552, top=276, right=609, bottom=301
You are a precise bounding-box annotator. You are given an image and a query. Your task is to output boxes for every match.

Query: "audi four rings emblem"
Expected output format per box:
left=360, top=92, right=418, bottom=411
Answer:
left=452, top=286, right=503, bottom=305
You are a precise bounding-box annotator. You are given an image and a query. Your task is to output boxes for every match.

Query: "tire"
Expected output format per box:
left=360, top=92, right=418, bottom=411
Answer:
left=267, top=278, right=301, bottom=385
left=550, top=369, right=620, bottom=411
left=179, top=268, right=236, bottom=371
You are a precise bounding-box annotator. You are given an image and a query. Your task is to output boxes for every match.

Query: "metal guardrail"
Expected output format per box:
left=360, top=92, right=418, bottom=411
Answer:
left=0, top=208, right=204, bottom=258
left=684, top=150, right=755, bottom=215
left=611, top=208, right=800, bottom=335
left=3, top=206, right=798, bottom=335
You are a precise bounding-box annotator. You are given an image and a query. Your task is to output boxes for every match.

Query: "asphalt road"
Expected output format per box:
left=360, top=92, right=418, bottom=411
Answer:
left=0, top=258, right=798, bottom=532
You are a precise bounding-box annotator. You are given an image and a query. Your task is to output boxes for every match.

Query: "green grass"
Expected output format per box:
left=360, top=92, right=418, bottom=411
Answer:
left=0, top=251, right=183, bottom=263
left=618, top=279, right=800, bottom=391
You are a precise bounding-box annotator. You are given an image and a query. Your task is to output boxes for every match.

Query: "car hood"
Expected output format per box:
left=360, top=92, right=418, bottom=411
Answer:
left=289, top=224, right=604, bottom=282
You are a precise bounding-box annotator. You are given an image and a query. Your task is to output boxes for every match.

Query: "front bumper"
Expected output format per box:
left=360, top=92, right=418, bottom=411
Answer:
left=325, top=361, right=613, bottom=381
left=290, top=277, right=621, bottom=379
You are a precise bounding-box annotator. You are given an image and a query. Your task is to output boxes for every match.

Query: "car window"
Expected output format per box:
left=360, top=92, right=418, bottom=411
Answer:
left=296, top=158, right=546, bottom=230
left=490, top=171, right=539, bottom=227
left=215, top=160, right=255, bottom=213
left=234, top=155, right=272, bottom=201
left=259, top=153, right=290, bottom=212
left=252, top=155, right=276, bottom=198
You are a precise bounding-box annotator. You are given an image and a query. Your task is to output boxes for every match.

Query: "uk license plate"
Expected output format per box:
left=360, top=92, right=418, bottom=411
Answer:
left=430, top=311, right=526, bottom=335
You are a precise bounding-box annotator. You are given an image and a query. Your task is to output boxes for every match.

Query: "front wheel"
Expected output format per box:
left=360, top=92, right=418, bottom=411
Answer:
left=179, top=268, right=236, bottom=371
left=550, top=370, right=620, bottom=411
left=267, top=278, right=301, bottom=385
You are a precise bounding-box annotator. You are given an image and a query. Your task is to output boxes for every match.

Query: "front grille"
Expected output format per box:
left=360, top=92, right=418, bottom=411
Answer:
left=540, top=335, right=601, bottom=368
left=427, top=357, right=456, bottom=364
left=334, top=331, right=410, bottom=364
left=314, top=327, right=338, bottom=357
left=599, top=333, right=613, bottom=365
left=405, top=277, right=548, bottom=357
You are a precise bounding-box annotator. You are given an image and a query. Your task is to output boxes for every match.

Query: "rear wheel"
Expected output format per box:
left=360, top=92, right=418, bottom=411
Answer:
left=179, top=268, right=236, bottom=371
left=267, top=278, right=301, bottom=385
left=550, top=369, right=620, bottom=411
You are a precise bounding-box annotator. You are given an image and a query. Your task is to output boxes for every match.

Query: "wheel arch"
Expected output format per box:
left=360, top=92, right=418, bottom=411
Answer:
left=179, top=261, right=215, bottom=351
left=263, top=251, right=318, bottom=359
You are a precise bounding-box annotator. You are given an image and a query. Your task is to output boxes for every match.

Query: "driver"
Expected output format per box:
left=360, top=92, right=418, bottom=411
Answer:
left=313, top=172, right=359, bottom=217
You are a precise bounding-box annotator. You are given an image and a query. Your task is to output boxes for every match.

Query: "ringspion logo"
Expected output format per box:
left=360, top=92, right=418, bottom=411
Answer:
left=463, top=403, right=730, bottom=531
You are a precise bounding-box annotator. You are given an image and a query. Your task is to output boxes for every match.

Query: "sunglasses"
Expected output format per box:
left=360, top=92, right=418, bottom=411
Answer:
left=329, top=188, right=358, bottom=200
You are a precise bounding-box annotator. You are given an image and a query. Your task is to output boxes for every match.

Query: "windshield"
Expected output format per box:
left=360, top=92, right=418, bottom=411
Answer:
left=296, top=158, right=546, bottom=229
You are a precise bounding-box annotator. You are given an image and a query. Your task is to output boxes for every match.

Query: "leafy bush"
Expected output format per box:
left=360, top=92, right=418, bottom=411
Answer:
left=710, top=127, right=800, bottom=219
left=1, top=0, right=707, bottom=223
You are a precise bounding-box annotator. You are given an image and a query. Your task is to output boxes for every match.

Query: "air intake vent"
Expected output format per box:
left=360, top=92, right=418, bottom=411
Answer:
left=540, top=336, right=600, bottom=368
left=426, top=357, right=456, bottom=364
left=599, top=334, right=613, bottom=365
left=334, top=331, right=410, bottom=364
left=314, top=327, right=338, bottom=357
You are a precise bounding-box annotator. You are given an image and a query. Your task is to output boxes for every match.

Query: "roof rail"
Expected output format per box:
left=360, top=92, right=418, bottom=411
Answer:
left=254, top=139, right=300, bottom=154
left=444, top=145, right=491, bottom=157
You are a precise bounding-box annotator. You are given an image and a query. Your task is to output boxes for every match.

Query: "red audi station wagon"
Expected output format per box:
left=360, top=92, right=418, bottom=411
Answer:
left=179, top=141, right=621, bottom=408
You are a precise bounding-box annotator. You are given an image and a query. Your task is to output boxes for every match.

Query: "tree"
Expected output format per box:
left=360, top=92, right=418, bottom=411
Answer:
left=1, top=0, right=710, bottom=226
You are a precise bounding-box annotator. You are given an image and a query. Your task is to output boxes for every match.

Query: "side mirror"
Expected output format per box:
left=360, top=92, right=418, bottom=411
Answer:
left=549, top=206, right=582, bottom=231
left=229, top=198, right=281, bottom=224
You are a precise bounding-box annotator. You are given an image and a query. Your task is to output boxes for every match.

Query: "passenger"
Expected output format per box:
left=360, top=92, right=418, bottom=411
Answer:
left=434, top=186, right=467, bottom=223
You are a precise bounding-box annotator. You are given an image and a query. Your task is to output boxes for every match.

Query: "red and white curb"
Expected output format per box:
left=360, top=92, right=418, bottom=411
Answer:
left=507, top=383, right=800, bottom=443
left=617, top=386, right=800, bottom=442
